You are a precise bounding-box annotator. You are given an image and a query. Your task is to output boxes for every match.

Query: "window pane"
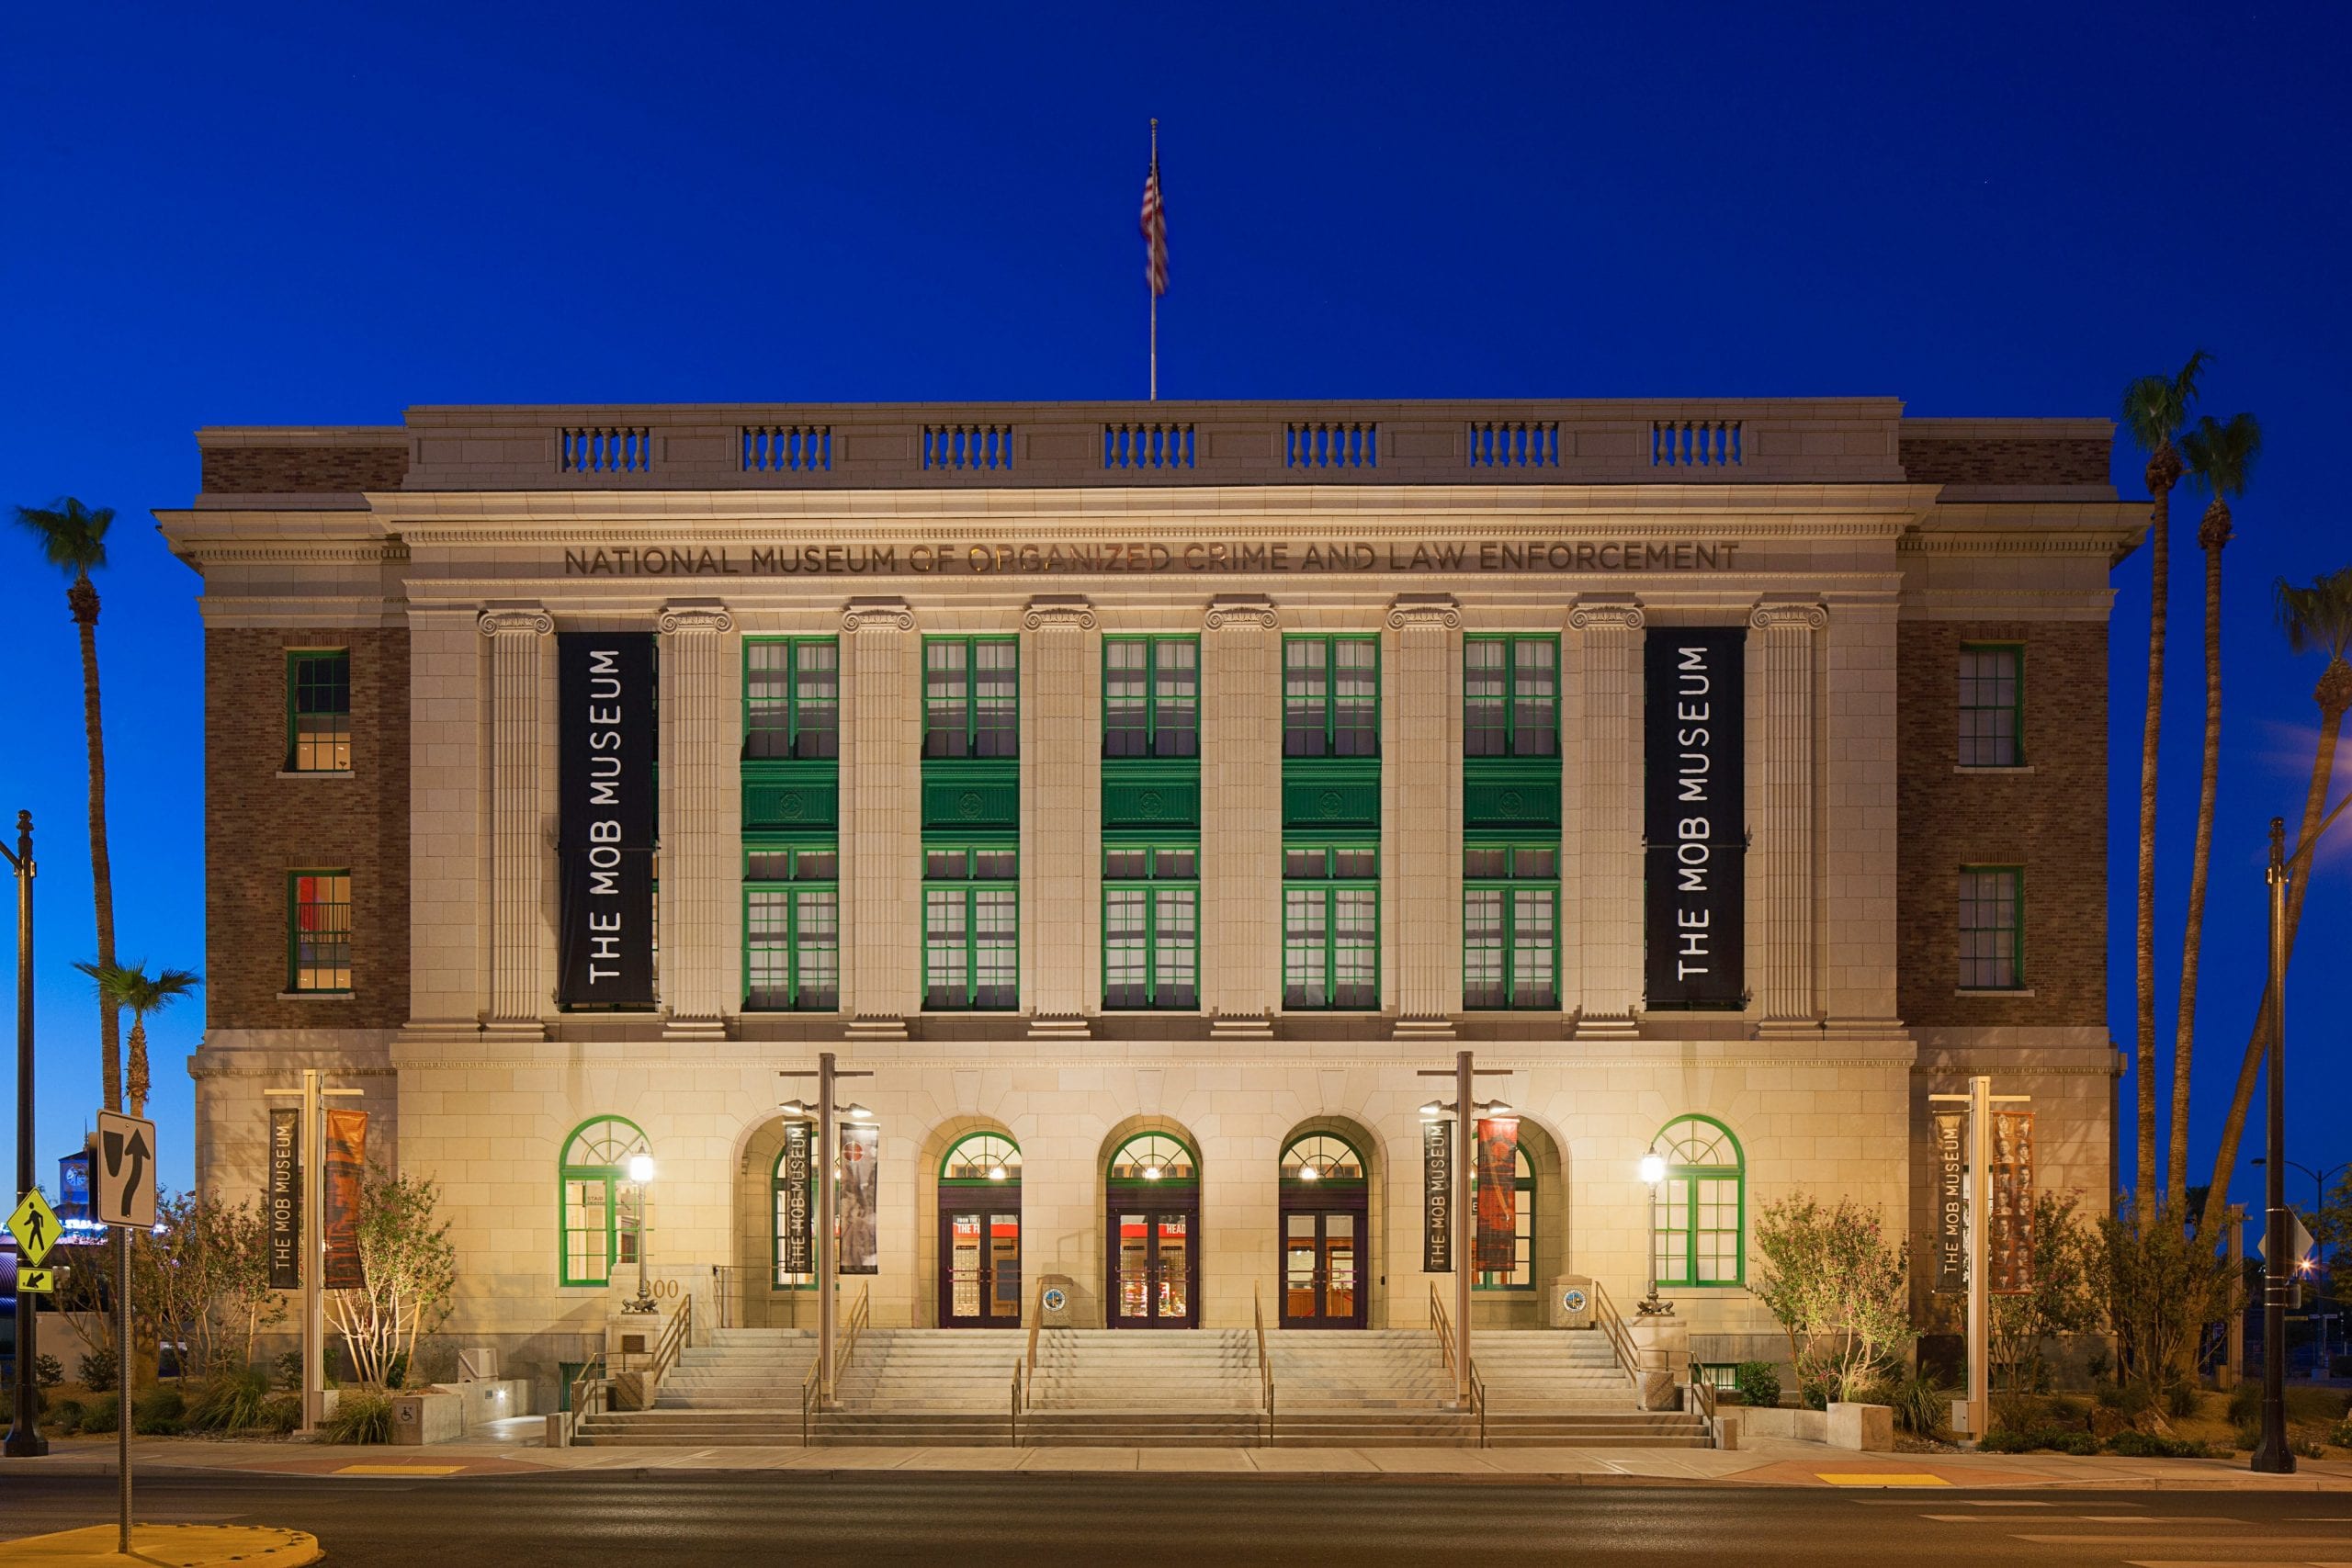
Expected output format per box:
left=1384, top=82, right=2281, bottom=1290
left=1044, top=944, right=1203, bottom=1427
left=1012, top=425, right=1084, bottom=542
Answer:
left=1154, top=640, right=1198, bottom=758
left=1464, top=847, right=1508, bottom=878
left=744, top=643, right=793, bottom=758
left=291, top=873, right=352, bottom=992
left=1511, top=887, right=1556, bottom=1009
left=1512, top=639, right=1557, bottom=756
left=1104, top=888, right=1148, bottom=1008
left=972, top=850, right=1016, bottom=880
left=1104, top=642, right=1148, bottom=758
left=924, top=642, right=968, bottom=758
left=1283, top=888, right=1327, bottom=1008
left=1333, top=640, right=1378, bottom=757
left=794, top=850, right=838, bottom=881
left=1464, top=888, right=1504, bottom=1010
left=973, top=889, right=1017, bottom=1008
left=1283, top=640, right=1328, bottom=757
left=1105, top=848, right=1148, bottom=879
left=1154, top=848, right=1196, bottom=879
left=747, top=851, right=792, bottom=881
left=566, top=1179, right=610, bottom=1283
left=746, top=889, right=791, bottom=1009
left=1958, top=647, right=2020, bottom=767
left=974, top=642, right=1018, bottom=758
left=1513, top=846, right=1556, bottom=878
left=290, top=651, right=352, bottom=772
left=1332, top=887, right=1377, bottom=1007
left=1959, top=869, right=2021, bottom=988
left=1154, top=888, right=1197, bottom=1009
left=794, top=890, right=838, bottom=1010
left=1464, top=641, right=1506, bottom=758
left=1284, top=849, right=1325, bottom=879
left=925, top=889, right=969, bottom=1008
left=927, top=850, right=968, bottom=880
left=1331, top=848, right=1376, bottom=879
left=794, top=642, right=839, bottom=760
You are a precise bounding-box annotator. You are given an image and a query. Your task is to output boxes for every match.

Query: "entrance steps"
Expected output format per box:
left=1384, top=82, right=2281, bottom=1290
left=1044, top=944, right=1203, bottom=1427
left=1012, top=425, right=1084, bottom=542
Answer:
left=648, top=1327, right=816, bottom=1409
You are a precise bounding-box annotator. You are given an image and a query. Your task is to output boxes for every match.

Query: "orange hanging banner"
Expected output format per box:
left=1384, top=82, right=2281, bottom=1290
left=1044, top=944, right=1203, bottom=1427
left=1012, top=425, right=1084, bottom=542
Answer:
left=1474, top=1116, right=1521, bottom=1273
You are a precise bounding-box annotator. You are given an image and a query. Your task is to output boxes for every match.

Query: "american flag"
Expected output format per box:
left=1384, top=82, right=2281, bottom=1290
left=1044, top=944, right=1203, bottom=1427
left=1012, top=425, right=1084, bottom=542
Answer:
left=1140, top=152, right=1167, bottom=297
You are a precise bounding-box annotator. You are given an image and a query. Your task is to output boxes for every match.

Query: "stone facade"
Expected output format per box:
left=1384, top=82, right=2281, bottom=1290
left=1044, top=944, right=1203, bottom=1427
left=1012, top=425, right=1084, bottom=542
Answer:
left=163, top=397, right=2143, bottom=1393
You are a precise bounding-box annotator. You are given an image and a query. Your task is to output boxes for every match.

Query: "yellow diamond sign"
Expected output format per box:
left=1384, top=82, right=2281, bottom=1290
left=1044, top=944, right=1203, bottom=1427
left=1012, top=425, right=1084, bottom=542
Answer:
left=7, top=1189, right=61, bottom=1266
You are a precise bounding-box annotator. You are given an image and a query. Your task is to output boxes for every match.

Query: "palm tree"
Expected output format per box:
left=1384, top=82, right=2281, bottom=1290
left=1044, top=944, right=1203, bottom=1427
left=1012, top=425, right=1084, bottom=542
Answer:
left=73, top=961, right=200, bottom=1118
left=11, top=497, right=123, bottom=1111
left=2195, top=565, right=2352, bottom=1247
left=2119, top=353, right=2208, bottom=1220
left=2166, top=412, right=2261, bottom=1219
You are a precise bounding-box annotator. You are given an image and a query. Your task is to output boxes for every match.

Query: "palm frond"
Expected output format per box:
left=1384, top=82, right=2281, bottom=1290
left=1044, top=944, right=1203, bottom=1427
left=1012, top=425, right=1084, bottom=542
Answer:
left=2119, top=349, right=2211, bottom=453
left=2180, top=412, right=2262, bottom=499
left=2276, top=566, right=2352, bottom=660
left=8, top=496, right=113, bottom=578
left=76, top=957, right=202, bottom=1016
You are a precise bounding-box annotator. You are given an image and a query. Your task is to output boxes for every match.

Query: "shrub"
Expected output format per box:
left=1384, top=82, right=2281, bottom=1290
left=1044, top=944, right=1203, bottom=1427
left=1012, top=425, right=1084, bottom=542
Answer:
left=2291, top=1435, right=2324, bottom=1461
left=2332, top=1418, right=2352, bottom=1450
left=272, top=1350, right=302, bottom=1392
left=1889, top=1372, right=1951, bottom=1438
left=1978, top=1427, right=2036, bottom=1453
left=77, top=1351, right=118, bottom=1393
left=48, top=1398, right=83, bottom=1435
left=78, top=1393, right=119, bottom=1434
left=1800, top=1377, right=1833, bottom=1411
left=2233, top=1422, right=2261, bottom=1451
left=186, top=1368, right=272, bottom=1433
left=2227, top=1382, right=2261, bottom=1426
left=1733, top=1362, right=1781, bottom=1411
left=2112, top=1381, right=2154, bottom=1418
left=132, top=1386, right=187, bottom=1436
left=257, top=1393, right=302, bottom=1435
left=34, top=1353, right=64, bottom=1389
left=325, top=1390, right=394, bottom=1445
left=2105, top=1429, right=2210, bottom=1459
left=2164, top=1379, right=2199, bottom=1421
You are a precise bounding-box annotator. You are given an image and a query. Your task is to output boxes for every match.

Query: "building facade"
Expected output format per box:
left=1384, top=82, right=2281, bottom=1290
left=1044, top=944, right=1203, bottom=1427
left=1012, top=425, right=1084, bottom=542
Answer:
left=161, top=399, right=2138, bottom=1386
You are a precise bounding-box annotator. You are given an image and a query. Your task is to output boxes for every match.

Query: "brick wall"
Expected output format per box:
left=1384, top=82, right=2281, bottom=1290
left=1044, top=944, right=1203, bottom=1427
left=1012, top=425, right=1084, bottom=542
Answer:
left=1899, top=435, right=2109, bottom=487
left=1896, top=620, right=2107, bottom=1026
left=205, top=627, right=411, bottom=1029
left=201, top=444, right=408, bottom=494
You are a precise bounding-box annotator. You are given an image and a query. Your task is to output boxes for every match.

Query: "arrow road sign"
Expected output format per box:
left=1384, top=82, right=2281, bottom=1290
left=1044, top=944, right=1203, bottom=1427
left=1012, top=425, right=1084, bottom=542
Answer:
left=2259, top=1208, right=2317, bottom=1266
left=95, top=1110, right=159, bottom=1230
left=18, top=1267, right=54, bottom=1293
left=7, top=1189, right=60, bottom=1264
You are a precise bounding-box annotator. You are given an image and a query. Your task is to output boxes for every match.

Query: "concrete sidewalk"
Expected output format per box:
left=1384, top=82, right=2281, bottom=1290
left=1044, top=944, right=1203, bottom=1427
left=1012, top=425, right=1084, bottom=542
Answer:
left=7, top=1434, right=2352, bottom=1491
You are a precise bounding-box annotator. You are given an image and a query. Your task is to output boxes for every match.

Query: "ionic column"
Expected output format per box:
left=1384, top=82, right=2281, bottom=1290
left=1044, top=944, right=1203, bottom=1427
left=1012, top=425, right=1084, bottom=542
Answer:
left=479, top=605, right=552, bottom=1037
left=842, top=597, right=919, bottom=1036
left=1567, top=598, right=1643, bottom=1039
left=1023, top=595, right=1098, bottom=1037
left=1201, top=594, right=1280, bottom=1035
left=658, top=600, right=736, bottom=1040
left=1387, top=593, right=1460, bottom=1037
left=1751, top=600, right=1827, bottom=1034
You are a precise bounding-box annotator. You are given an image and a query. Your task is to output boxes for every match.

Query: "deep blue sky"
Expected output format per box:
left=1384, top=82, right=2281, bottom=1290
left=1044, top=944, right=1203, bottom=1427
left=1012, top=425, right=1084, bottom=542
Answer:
left=2, top=2, right=2345, bottom=1210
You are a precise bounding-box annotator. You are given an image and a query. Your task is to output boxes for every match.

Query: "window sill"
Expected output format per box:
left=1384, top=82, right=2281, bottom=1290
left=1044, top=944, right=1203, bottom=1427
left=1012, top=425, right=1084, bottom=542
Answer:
left=1952, top=764, right=2034, bottom=775
left=277, top=769, right=355, bottom=781
left=1954, top=987, right=2035, bottom=998
left=277, top=990, right=355, bottom=1001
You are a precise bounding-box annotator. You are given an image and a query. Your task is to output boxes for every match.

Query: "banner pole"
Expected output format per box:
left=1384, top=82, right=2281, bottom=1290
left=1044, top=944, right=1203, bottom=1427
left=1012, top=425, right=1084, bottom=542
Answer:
left=818, top=1051, right=836, bottom=1409
left=1967, top=1073, right=1990, bottom=1440
left=303, top=1069, right=323, bottom=1432
left=1453, top=1050, right=1472, bottom=1406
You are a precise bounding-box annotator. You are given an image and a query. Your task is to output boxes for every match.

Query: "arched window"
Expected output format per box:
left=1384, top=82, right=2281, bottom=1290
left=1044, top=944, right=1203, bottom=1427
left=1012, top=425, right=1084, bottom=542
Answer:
left=1468, top=1145, right=1535, bottom=1291
left=560, top=1117, right=650, bottom=1288
left=942, top=1133, right=1023, bottom=1184
left=1651, top=1116, right=1744, bottom=1288
left=1107, top=1132, right=1196, bottom=1182
left=1280, top=1133, right=1365, bottom=1183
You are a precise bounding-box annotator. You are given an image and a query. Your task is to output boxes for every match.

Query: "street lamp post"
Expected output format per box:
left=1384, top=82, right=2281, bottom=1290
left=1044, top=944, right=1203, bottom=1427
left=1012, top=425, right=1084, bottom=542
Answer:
left=621, top=1155, right=657, bottom=1314
left=2252, top=1156, right=2344, bottom=1381
left=1637, top=1152, right=1669, bottom=1315
left=3, top=811, right=44, bottom=1459
left=780, top=1053, right=873, bottom=1409
left=2252, top=818, right=2295, bottom=1475
left=1417, top=1050, right=1512, bottom=1410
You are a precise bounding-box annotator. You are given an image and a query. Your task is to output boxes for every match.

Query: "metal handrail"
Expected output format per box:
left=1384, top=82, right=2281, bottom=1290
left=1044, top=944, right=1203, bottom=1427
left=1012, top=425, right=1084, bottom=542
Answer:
left=1590, top=1280, right=1642, bottom=1395
left=1467, top=1359, right=1487, bottom=1448
left=800, top=1353, right=822, bottom=1447
left=1252, top=1284, right=1275, bottom=1446
left=1024, top=1279, right=1046, bottom=1373
left=1010, top=1359, right=1025, bottom=1448
left=1429, top=1281, right=1455, bottom=1380
left=567, top=1352, right=609, bottom=1430
left=1687, top=1358, right=1718, bottom=1435
left=837, top=1283, right=871, bottom=1382
left=649, top=1294, right=692, bottom=1383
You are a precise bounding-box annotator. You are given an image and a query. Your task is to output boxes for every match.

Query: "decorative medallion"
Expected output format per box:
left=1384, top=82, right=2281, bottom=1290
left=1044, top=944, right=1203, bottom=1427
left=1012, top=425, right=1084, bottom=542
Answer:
left=1317, top=788, right=1343, bottom=817
left=1138, top=790, right=1165, bottom=818
left=956, top=790, right=984, bottom=819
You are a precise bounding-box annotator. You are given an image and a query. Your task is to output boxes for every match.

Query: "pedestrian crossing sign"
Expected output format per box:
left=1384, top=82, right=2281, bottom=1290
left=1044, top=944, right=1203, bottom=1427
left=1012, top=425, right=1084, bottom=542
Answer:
left=17, top=1267, right=54, bottom=1293
left=6, top=1189, right=60, bottom=1265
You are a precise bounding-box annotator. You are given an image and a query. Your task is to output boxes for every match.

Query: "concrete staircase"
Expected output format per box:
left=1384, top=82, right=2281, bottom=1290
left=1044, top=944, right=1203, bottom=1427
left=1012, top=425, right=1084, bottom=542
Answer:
left=572, top=1326, right=816, bottom=1446
left=1474, top=1329, right=1711, bottom=1448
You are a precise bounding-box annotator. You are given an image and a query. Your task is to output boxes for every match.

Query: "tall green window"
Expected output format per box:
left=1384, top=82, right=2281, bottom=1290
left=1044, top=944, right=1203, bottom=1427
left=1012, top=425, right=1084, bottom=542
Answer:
left=560, top=1116, right=650, bottom=1288
left=1283, top=636, right=1379, bottom=758
left=286, top=649, right=351, bottom=772
left=1464, top=636, right=1557, bottom=758
left=1103, top=845, right=1198, bottom=1009
left=925, top=846, right=1018, bottom=1010
left=1650, top=1116, right=1744, bottom=1288
left=744, top=638, right=840, bottom=760
left=288, top=871, right=352, bottom=992
left=1958, top=644, right=2023, bottom=767
left=1104, top=637, right=1199, bottom=757
left=1283, top=844, right=1377, bottom=1009
left=1959, top=865, right=2024, bottom=989
left=1469, top=1145, right=1535, bottom=1290
left=1463, top=844, right=1558, bottom=1009
left=924, top=637, right=1019, bottom=759
left=743, top=846, right=839, bottom=1010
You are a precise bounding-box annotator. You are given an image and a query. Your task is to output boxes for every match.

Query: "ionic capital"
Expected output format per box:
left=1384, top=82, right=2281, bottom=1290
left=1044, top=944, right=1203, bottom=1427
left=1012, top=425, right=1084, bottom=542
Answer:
left=1022, top=594, right=1097, bottom=632
left=1750, top=600, right=1829, bottom=633
left=1567, top=598, right=1645, bottom=632
left=1204, top=593, right=1278, bottom=632
left=477, top=605, right=553, bottom=638
left=657, top=599, right=734, bottom=636
left=841, top=595, right=915, bottom=635
left=1385, top=592, right=1460, bottom=631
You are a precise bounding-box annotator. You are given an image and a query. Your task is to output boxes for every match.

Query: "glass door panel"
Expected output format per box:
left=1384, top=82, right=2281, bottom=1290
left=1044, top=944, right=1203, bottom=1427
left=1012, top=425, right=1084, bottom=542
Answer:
left=1324, top=1213, right=1357, bottom=1320
left=1157, top=1214, right=1190, bottom=1321
left=1284, top=1213, right=1317, bottom=1318
left=1117, top=1212, right=1151, bottom=1321
left=949, top=1213, right=982, bottom=1319
left=988, top=1213, right=1022, bottom=1317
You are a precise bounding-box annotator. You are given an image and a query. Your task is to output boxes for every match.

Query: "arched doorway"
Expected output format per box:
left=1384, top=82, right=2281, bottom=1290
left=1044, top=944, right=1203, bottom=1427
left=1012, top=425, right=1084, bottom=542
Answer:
left=938, top=1133, right=1023, bottom=1327
left=1105, top=1132, right=1199, bottom=1328
left=1279, top=1133, right=1367, bottom=1328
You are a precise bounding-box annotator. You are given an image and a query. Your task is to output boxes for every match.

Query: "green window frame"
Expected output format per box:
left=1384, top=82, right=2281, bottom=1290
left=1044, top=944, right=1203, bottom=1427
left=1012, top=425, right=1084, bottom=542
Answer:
left=1469, top=1145, right=1536, bottom=1290
left=1102, top=844, right=1199, bottom=1010
left=1650, top=1115, right=1745, bottom=1289
left=1958, top=643, right=2024, bottom=767
left=1959, top=864, right=2025, bottom=990
left=1108, top=1131, right=1197, bottom=1182
left=1463, top=843, right=1558, bottom=1010
left=560, top=1116, right=650, bottom=1288
left=924, top=845, right=1018, bottom=1010
left=1283, top=635, right=1380, bottom=758
left=941, top=1132, right=1023, bottom=1185
left=1103, top=636, right=1200, bottom=758
left=1464, top=635, right=1558, bottom=758
left=743, top=845, right=839, bottom=1010
left=924, top=637, right=1019, bottom=759
left=744, top=637, right=840, bottom=760
left=1282, top=843, right=1378, bottom=1010
left=287, top=871, right=352, bottom=993
left=286, top=649, right=351, bottom=772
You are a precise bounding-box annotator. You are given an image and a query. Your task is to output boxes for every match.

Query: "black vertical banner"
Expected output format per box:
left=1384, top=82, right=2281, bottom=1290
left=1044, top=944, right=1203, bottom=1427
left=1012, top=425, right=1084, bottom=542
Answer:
left=266, top=1108, right=301, bottom=1291
left=559, top=632, right=658, bottom=1007
left=1421, top=1120, right=1453, bottom=1273
left=1644, top=626, right=1747, bottom=1008
left=777, top=1121, right=814, bottom=1275
left=1933, top=1111, right=1966, bottom=1293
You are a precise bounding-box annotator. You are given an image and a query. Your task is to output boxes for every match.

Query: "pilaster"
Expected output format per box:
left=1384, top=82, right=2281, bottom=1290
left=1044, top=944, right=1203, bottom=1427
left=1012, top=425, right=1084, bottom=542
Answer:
left=1386, top=593, right=1460, bottom=1038
left=1023, top=595, right=1098, bottom=1037
left=1201, top=593, right=1280, bottom=1036
left=1752, top=600, right=1828, bottom=1035
left=1568, top=598, right=1643, bottom=1039
left=1822, top=597, right=1904, bottom=1033
left=403, top=610, right=482, bottom=1035
left=478, top=605, right=552, bottom=1039
left=658, top=600, right=736, bottom=1041
left=842, top=596, right=919, bottom=1037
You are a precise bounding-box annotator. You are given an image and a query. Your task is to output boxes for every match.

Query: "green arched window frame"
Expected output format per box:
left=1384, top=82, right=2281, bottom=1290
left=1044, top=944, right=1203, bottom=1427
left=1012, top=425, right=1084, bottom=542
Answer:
left=1651, top=1115, right=1745, bottom=1288
left=560, top=1116, right=650, bottom=1288
left=1468, top=1145, right=1535, bottom=1291
left=1280, top=1132, right=1366, bottom=1184
left=1106, top=1132, right=1198, bottom=1184
left=941, top=1132, right=1023, bottom=1186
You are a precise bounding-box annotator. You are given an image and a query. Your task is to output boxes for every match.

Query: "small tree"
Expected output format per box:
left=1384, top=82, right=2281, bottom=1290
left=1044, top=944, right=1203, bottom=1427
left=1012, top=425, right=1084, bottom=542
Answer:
left=2090, top=1198, right=2233, bottom=1399
left=1753, top=1193, right=1917, bottom=1402
left=328, top=1164, right=458, bottom=1389
left=200, top=1197, right=288, bottom=1367
left=1988, top=1191, right=2101, bottom=1393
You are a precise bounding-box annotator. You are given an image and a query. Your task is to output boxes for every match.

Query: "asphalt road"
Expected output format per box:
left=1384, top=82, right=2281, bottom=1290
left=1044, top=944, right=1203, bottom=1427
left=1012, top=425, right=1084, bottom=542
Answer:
left=6, top=1472, right=2351, bottom=1566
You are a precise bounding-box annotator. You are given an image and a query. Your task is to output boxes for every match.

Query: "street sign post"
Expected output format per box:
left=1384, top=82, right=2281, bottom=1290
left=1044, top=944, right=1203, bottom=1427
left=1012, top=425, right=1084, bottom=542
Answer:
left=96, top=1109, right=157, bottom=1554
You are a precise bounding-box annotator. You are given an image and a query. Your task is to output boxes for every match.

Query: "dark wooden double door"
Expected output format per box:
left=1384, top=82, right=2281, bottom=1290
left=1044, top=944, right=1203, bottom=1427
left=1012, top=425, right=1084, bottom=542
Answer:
left=1281, top=1192, right=1366, bottom=1328
left=938, top=1201, right=1022, bottom=1327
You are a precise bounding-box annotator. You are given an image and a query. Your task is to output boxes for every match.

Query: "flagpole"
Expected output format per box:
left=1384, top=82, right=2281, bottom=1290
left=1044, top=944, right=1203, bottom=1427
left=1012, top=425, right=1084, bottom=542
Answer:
left=1148, top=118, right=1159, bottom=402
